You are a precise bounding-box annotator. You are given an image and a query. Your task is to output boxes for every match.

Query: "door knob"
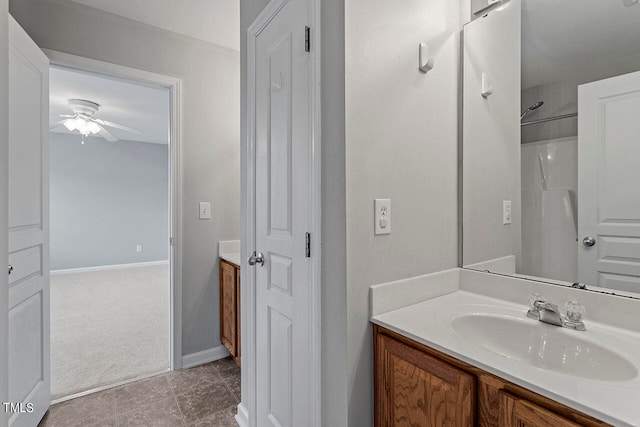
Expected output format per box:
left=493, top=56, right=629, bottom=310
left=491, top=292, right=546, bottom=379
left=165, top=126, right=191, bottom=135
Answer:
left=8, top=265, right=13, bottom=275
left=248, top=251, right=265, bottom=267
left=582, top=236, right=596, bottom=247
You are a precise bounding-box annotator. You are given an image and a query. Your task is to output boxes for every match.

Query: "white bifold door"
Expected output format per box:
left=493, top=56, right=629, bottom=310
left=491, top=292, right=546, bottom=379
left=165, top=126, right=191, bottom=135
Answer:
left=7, top=16, right=50, bottom=427
left=252, top=0, right=315, bottom=425
left=578, top=70, right=640, bottom=292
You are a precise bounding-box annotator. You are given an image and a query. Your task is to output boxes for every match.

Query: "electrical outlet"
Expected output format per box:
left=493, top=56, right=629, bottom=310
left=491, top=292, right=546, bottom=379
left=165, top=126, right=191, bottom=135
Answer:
left=503, top=200, right=512, bottom=225
left=374, top=199, right=391, bottom=235
left=199, top=202, right=211, bottom=220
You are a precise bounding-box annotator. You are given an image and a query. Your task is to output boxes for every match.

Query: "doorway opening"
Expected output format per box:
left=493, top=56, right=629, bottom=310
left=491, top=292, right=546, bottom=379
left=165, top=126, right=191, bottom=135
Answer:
left=47, top=60, right=177, bottom=402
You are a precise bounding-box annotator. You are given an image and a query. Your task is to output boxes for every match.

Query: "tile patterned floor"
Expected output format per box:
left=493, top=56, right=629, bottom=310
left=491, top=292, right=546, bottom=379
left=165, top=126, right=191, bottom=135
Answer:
left=38, top=357, right=241, bottom=427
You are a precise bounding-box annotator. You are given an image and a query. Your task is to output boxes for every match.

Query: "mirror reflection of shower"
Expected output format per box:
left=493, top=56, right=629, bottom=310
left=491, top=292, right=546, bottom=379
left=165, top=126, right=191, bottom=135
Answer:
left=520, top=95, right=579, bottom=283
left=520, top=100, right=544, bottom=120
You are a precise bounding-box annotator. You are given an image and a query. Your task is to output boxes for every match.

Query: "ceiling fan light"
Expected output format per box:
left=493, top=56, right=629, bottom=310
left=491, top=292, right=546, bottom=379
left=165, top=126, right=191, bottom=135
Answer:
left=87, top=121, right=101, bottom=134
left=63, top=119, right=77, bottom=131
left=76, top=119, right=89, bottom=135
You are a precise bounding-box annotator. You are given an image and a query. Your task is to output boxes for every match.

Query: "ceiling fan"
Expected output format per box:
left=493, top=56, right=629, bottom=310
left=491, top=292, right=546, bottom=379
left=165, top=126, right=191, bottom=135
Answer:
left=50, top=99, right=142, bottom=144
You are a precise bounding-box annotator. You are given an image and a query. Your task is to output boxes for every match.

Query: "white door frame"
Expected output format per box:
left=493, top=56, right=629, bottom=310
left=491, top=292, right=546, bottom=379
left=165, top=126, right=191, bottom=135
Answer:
left=241, top=0, right=322, bottom=425
left=43, top=49, right=184, bottom=371
left=1, top=7, right=9, bottom=427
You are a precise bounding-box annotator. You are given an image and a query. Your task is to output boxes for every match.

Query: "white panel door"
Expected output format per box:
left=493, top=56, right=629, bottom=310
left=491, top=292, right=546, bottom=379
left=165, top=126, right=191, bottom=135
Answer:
left=253, top=0, right=313, bottom=426
left=7, top=16, right=50, bottom=426
left=578, top=70, right=640, bottom=292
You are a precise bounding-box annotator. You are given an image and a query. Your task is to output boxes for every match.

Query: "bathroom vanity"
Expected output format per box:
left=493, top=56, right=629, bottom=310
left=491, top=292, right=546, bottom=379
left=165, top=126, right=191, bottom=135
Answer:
left=219, top=241, right=241, bottom=365
left=374, top=326, right=604, bottom=426
left=370, top=268, right=640, bottom=426
left=220, top=258, right=240, bottom=364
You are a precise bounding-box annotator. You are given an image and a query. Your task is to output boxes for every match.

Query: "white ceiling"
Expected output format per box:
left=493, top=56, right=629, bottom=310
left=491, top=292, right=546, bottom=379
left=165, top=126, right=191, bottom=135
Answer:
left=69, top=0, right=240, bottom=51
left=50, top=66, right=170, bottom=144
left=522, top=0, right=640, bottom=89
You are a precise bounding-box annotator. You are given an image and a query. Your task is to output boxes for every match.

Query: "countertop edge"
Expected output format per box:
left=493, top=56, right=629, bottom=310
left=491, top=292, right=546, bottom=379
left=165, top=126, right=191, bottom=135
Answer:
left=219, top=253, right=241, bottom=267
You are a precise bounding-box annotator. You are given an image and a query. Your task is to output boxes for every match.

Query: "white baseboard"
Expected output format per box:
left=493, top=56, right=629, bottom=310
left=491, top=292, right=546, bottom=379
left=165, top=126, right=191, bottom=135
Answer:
left=51, top=260, right=169, bottom=276
left=51, top=368, right=170, bottom=405
left=235, top=402, right=249, bottom=427
left=181, top=345, right=230, bottom=369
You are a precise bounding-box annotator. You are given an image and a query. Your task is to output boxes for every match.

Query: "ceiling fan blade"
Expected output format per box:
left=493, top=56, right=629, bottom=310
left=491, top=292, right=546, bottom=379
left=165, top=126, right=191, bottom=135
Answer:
left=49, top=120, right=67, bottom=129
left=97, top=124, right=118, bottom=142
left=92, top=118, right=142, bottom=134
left=59, top=114, right=76, bottom=118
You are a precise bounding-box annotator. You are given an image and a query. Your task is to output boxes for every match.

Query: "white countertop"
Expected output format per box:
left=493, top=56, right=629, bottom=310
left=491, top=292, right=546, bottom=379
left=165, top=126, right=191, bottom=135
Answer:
left=218, top=240, right=240, bottom=267
left=370, top=269, right=640, bottom=426
left=220, top=252, right=240, bottom=267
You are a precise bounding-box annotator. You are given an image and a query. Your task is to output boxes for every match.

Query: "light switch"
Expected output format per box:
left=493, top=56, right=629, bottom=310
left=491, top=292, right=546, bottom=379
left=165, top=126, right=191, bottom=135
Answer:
left=199, top=202, right=211, bottom=220
left=503, top=200, right=512, bottom=225
left=136, top=244, right=143, bottom=253
left=374, top=199, right=391, bottom=235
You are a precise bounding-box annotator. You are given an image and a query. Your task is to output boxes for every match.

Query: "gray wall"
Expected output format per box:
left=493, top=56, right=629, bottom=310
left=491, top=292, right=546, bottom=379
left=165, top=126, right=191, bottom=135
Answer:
left=50, top=133, right=169, bottom=270
left=0, top=1, right=9, bottom=425
left=10, top=0, right=241, bottom=356
left=319, top=1, right=348, bottom=425
left=345, top=0, right=461, bottom=424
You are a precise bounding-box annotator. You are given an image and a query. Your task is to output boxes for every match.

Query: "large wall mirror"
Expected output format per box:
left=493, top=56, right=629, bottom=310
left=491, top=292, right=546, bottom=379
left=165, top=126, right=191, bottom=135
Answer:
left=462, top=0, right=640, bottom=298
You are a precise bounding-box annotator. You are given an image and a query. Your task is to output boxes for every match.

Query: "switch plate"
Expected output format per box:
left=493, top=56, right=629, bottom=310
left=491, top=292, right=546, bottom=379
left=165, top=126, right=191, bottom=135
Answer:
left=199, top=202, right=211, bottom=220
left=136, top=244, right=143, bottom=253
left=503, top=200, right=512, bottom=225
left=374, top=199, right=391, bottom=235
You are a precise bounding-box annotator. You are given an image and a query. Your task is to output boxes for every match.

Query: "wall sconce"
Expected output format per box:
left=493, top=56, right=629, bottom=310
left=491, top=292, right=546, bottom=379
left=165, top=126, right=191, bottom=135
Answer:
left=419, top=43, right=434, bottom=73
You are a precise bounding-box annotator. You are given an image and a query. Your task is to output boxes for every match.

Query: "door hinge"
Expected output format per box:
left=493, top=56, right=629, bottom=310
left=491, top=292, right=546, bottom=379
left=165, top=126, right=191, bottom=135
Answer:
left=170, top=237, right=176, bottom=246
left=305, top=26, right=311, bottom=52
left=305, top=232, right=311, bottom=258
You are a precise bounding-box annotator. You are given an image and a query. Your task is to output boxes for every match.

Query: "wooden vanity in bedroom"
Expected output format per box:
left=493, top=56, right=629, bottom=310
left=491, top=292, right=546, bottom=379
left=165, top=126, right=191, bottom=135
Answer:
left=219, top=257, right=240, bottom=365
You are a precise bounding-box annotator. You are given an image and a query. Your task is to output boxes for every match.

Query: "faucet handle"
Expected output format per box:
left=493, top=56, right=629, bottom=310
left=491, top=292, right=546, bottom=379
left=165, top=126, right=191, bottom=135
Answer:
left=527, top=293, right=546, bottom=319
left=563, top=300, right=586, bottom=322
left=528, top=293, right=546, bottom=310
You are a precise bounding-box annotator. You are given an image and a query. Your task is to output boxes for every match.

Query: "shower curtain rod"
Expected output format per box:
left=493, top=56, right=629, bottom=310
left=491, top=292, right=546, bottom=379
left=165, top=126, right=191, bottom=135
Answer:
left=521, top=112, right=577, bottom=127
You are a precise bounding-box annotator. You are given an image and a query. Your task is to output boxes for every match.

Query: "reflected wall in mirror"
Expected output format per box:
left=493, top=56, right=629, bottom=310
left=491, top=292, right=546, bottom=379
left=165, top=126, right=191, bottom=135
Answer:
left=462, top=0, right=640, bottom=298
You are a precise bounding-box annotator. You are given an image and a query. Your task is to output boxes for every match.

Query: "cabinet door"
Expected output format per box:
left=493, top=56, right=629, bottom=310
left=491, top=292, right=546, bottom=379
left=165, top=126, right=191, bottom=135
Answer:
left=376, top=334, right=475, bottom=426
left=220, top=260, right=237, bottom=357
left=500, top=392, right=581, bottom=427
left=236, top=268, right=241, bottom=363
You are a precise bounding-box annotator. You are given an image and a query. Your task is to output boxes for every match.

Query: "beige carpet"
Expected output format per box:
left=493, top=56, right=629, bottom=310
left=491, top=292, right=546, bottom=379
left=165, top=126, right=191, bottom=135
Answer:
left=50, top=263, right=170, bottom=399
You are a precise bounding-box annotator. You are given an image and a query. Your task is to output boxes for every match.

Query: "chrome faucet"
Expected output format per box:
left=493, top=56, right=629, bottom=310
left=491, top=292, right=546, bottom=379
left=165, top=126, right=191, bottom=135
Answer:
left=527, top=294, right=586, bottom=331
left=534, top=301, right=563, bottom=326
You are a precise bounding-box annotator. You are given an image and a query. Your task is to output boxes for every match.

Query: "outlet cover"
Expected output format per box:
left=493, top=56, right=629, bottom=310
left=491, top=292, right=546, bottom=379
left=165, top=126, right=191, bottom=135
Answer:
left=199, top=202, right=211, bottom=220
left=503, top=200, right=512, bottom=225
left=374, top=199, right=391, bottom=235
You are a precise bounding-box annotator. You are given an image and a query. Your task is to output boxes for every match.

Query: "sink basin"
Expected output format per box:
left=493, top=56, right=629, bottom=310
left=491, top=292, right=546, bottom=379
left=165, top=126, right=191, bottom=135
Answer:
left=451, top=314, right=638, bottom=381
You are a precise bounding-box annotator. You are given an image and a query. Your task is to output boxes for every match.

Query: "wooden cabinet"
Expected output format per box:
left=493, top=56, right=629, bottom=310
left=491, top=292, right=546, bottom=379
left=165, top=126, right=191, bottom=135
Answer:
left=220, top=259, right=240, bottom=365
left=376, top=332, right=475, bottom=426
left=374, top=325, right=608, bottom=427
left=500, top=392, right=581, bottom=427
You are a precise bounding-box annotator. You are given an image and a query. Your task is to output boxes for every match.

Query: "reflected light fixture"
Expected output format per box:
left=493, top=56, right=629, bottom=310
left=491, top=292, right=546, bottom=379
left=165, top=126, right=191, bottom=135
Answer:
left=50, top=99, right=142, bottom=144
left=62, top=116, right=102, bottom=144
left=59, top=99, right=102, bottom=144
